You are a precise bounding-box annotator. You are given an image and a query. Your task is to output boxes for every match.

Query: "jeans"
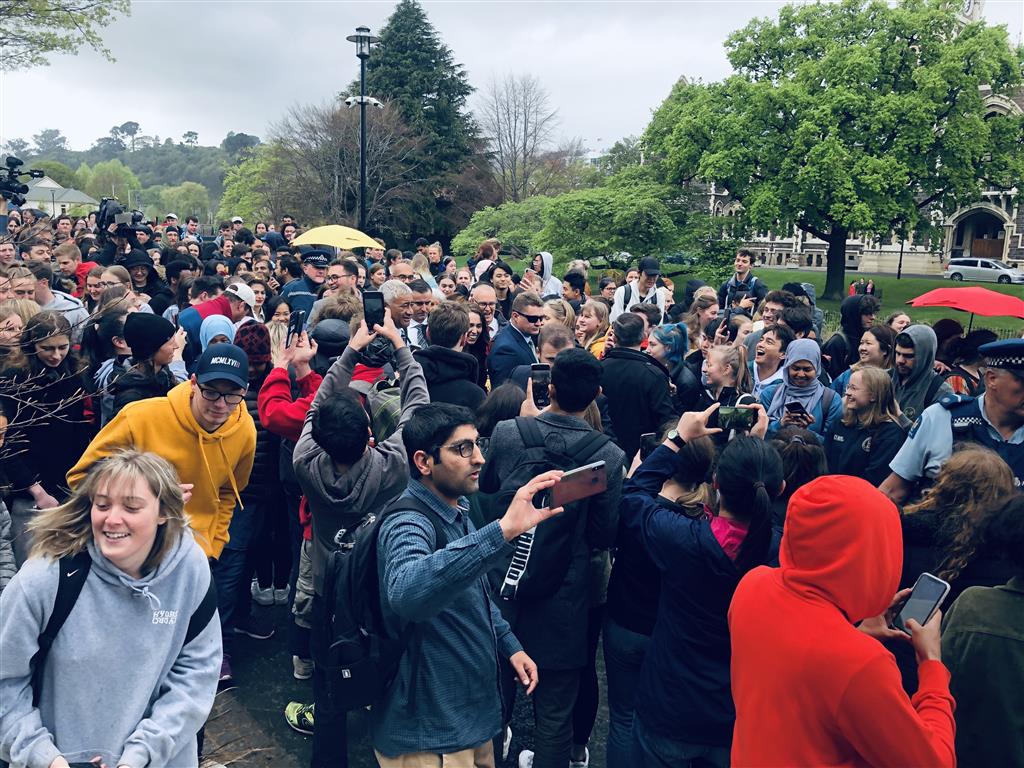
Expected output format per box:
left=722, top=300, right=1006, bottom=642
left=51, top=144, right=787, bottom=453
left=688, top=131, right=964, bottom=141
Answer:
left=311, top=595, right=349, bottom=768
left=531, top=667, right=580, bottom=768
left=211, top=546, right=247, bottom=656
left=602, top=618, right=651, bottom=768
left=631, top=716, right=730, bottom=768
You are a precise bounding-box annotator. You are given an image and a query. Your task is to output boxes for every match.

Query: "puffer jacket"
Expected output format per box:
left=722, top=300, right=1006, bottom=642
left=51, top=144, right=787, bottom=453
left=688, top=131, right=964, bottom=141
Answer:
left=242, top=376, right=280, bottom=500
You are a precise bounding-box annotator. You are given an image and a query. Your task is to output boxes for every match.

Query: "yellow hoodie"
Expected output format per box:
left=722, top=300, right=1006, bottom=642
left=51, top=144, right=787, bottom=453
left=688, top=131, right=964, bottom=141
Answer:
left=67, top=381, right=256, bottom=558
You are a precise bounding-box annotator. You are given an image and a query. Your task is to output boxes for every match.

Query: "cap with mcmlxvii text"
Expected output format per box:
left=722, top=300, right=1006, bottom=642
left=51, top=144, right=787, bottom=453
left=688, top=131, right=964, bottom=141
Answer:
left=195, top=343, right=248, bottom=388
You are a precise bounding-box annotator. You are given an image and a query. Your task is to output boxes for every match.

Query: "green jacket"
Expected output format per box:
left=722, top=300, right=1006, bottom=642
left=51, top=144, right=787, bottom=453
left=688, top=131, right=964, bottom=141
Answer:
left=942, top=575, right=1024, bottom=768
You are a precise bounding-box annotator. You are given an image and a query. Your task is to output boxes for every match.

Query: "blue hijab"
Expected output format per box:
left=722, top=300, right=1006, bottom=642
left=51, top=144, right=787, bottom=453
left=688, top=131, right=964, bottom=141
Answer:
left=766, top=338, right=825, bottom=420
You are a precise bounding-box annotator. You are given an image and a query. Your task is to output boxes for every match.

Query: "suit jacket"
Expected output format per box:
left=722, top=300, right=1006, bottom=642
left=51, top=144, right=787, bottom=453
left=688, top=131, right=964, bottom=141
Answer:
left=488, top=324, right=536, bottom=387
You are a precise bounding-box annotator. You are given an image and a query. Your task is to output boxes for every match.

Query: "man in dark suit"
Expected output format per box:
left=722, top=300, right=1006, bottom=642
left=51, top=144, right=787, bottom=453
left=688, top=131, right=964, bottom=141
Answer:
left=487, top=290, right=544, bottom=386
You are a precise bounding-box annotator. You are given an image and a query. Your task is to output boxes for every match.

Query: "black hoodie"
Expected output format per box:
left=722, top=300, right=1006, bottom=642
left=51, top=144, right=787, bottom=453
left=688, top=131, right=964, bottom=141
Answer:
left=413, top=345, right=486, bottom=410
left=822, top=295, right=868, bottom=379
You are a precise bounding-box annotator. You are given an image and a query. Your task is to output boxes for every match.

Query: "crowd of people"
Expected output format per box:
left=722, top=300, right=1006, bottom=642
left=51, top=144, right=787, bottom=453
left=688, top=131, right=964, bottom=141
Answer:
left=0, top=207, right=1022, bottom=768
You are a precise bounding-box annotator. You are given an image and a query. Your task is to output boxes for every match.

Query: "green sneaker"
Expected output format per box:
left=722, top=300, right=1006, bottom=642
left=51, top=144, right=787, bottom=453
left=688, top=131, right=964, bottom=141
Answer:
left=284, top=701, right=314, bottom=735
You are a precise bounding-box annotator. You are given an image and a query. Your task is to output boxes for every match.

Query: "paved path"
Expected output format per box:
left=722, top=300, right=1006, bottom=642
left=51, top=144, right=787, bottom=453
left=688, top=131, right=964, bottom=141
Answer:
left=204, top=603, right=610, bottom=767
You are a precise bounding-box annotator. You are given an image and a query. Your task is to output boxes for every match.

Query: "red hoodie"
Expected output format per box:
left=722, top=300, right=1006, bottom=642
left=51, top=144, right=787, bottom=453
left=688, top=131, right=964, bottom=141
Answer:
left=728, top=475, right=955, bottom=767
left=71, top=260, right=99, bottom=298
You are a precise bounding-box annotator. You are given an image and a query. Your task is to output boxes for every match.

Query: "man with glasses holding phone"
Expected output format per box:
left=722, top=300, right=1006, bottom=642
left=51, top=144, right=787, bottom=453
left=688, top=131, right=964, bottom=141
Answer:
left=488, top=291, right=545, bottom=387
left=68, top=343, right=257, bottom=681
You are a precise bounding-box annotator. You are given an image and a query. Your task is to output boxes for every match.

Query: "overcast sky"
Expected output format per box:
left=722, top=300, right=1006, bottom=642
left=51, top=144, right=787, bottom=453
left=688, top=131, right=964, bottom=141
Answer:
left=1, top=0, right=1021, bottom=155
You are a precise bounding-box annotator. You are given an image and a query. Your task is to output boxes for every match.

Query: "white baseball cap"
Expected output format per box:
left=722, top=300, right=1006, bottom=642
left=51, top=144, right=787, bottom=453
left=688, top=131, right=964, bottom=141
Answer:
left=224, top=282, right=256, bottom=308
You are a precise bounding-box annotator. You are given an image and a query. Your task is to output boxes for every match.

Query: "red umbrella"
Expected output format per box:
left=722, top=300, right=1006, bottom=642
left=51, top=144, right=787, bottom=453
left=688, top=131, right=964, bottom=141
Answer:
left=907, top=287, right=1024, bottom=331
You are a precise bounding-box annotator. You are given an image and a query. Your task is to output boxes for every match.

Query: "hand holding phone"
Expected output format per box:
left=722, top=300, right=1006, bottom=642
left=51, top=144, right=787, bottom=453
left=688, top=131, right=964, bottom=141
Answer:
left=285, top=310, right=306, bottom=347
left=719, top=406, right=757, bottom=432
left=639, top=432, right=659, bottom=460
left=891, top=572, right=950, bottom=636
left=530, top=364, right=551, bottom=408
left=363, top=290, right=386, bottom=330
left=534, top=461, right=608, bottom=509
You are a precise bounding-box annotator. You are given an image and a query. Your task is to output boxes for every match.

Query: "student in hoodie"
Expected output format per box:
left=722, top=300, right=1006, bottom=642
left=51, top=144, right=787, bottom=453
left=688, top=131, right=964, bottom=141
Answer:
left=107, top=314, right=187, bottom=423
left=523, top=251, right=565, bottom=300
left=414, top=301, right=486, bottom=411
left=760, top=338, right=842, bottom=442
left=625, top=407, right=782, bottom=768
left=287, top=307, right=428, bottom=765
left=728, top=475, right=956, bottom=768
left=889, top=325, right=953, bottom=423
left=27, top=262, right=89, bottom=345
left=821, top=294, right=881, bottom=380
left=0, top=449, right=221, bottom=768
left=122, top=248, right=175, bottom=317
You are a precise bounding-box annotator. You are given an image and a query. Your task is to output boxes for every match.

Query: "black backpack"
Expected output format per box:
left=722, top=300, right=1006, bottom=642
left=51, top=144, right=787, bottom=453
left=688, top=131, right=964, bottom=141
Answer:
left=29, top=549, right=217, bottom=707
left=483, top=417, right=610, bottom=602
left=316, top=494, right=447, bottom=711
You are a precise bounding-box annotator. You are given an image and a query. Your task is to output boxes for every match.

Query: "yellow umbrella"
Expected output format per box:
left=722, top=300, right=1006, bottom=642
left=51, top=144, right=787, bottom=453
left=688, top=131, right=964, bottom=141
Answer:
left=290, top=225, right=380, bottom=251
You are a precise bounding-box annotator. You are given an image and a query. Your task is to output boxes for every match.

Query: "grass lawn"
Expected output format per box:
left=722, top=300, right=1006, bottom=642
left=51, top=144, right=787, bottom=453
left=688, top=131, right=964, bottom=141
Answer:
left=749, top=269, right=1024, bottom=335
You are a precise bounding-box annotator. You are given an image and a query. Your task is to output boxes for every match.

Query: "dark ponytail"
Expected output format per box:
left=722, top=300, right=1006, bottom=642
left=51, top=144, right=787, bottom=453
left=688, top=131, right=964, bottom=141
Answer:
left=715, top=436, right=784, bottom=573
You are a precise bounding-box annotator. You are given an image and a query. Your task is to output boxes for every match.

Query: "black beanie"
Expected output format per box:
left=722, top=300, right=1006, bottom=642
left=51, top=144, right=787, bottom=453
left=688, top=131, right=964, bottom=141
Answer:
left=124, top=312, right=175, bottom=362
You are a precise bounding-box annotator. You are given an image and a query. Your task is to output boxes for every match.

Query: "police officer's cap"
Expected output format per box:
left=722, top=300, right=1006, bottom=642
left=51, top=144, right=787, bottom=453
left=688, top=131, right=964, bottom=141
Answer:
left=980, top=338, right=1024, bottom=376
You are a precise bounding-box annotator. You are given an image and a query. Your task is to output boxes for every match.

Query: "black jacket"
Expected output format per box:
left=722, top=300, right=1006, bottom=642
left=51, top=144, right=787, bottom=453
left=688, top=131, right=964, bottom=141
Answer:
left=108, top=365, right=179, bottom=421
left=413, top=345, right=486, bottom=411
left=825, top=418, right=906, bottom=487
left=242, top=376, right=280, bottom=498
left=669, top=360, right=706, bottom=414
left=600, top=347, right=677, bottom=461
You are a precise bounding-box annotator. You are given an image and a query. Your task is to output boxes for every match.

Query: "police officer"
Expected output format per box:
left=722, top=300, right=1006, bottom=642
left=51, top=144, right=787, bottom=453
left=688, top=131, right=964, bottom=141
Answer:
left=880, top=338, right=1024, bottom=504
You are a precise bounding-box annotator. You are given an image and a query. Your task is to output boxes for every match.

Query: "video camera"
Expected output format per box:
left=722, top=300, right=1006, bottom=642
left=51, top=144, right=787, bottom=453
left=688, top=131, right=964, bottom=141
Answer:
left=96, top=197, right=145, bottom=246
left=0, top=156, right=44, bottom=208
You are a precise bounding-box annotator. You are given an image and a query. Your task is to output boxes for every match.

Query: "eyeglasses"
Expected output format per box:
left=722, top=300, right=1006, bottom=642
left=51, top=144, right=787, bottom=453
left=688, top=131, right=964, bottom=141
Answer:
left=476, top=301, right=496, bottom=308
left=394, top=274, right=414, bottom=282
left=326, top=275, right=341, bottom=282
left=198, top=385, right=245, bottom=405
left=99, top=280, right=126, bottom=288
left=517, top=313, right=545, bottom=324
left=441, top=437, right=488, bottom=458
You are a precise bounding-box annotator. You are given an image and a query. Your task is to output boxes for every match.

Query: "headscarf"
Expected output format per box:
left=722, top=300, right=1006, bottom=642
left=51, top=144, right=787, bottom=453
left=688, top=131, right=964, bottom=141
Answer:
left=199, top=314, right=236, bottom=351
left=766, top=338, right=825, bottom=420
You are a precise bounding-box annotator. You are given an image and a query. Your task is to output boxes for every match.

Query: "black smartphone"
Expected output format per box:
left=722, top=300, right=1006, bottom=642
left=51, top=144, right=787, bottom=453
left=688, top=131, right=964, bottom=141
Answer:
left=639, top=432, right=659, bottom=460
left=719, top=406, right=756, bottom=432
left=530, top=363, right=551, bottom=408
left=363, top=290, right=385, bottom=329
left=784, top=400, right=808, bottom=416
left=891, top=573, right=951, bottom=635
left=285, top=309, right=306, bottom=347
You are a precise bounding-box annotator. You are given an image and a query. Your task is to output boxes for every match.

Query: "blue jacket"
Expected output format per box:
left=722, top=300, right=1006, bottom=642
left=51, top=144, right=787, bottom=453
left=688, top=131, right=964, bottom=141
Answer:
left=622, top=444, right=781, bottom=746
left=487, top=324, right=535, bottom=387
left=280, top=275, right=322, bottom=317
left=759, top=379, right=843, bottom=441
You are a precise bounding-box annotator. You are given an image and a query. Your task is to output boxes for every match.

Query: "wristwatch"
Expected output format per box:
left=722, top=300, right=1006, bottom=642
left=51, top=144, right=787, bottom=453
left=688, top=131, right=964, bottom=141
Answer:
left=666, top=429, right=686, bottom=449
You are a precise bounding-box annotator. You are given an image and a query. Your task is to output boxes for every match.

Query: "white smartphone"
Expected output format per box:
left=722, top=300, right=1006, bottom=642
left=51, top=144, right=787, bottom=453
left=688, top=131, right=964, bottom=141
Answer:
left=535, top=461, right=607, bottom=509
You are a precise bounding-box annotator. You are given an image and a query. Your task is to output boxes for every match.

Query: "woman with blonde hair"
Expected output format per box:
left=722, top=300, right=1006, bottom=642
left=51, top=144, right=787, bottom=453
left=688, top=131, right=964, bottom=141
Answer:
left=684, top=294, right=720, bottom=353
left=0, top=449, right=221, bottom=768
left=576, top=300, right=609, bottom=358
left=0, top=300, right=36, bottom=368
left=825, top=365, right=906, bottom=486
left=544, top=298, right=577, bottom=332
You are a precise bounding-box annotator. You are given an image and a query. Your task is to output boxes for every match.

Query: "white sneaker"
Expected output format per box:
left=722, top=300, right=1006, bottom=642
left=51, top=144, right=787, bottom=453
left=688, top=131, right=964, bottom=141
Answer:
left=251, top=580, right=274, bottom=606
left=518, top=750, right=534, bottom=768
left=274, top=587, right=290, bottom=605
left=292, top=655, right=313, bottom=680
left=569, top=746, right=590, bottom=768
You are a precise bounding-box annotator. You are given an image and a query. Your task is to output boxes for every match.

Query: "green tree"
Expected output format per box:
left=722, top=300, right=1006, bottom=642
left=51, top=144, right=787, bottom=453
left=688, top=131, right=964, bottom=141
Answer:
left=0, top=0, right=131, bottom=71
left=182, top=131, right=199, bottom=147
left=597, top=136, right=644, bottom=176
left=33, top=160, right=75, bottom=188
left=218, top=144, right=294, bottom=225
left=119, top=121, right=140, bottom=152
left=647, top=0, right=1024, bottom=299
left=221, top=132, right=260, bottom=160
left=161, top=181, right=210, bottom=221
left=450, top=195, right=553, bottom=259
left=85, top=159, right=140, bottom=203
left=31, top=129, right=68, bottom=157
left=361, top=0, right=477, bottom=182
left=2, top=138, right=30, bottom=156
left=536, top=179, right=682, bottom=266
left=73, top=162, right=93, bottom=192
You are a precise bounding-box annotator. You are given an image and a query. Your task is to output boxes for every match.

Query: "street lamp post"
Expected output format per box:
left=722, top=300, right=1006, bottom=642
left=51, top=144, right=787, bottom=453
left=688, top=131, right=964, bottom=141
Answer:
left=346, top=25, right=379, bottom=232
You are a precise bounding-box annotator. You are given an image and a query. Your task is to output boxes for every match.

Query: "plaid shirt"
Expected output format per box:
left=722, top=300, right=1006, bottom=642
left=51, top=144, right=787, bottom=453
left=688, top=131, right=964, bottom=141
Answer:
left=371, top=480, right=522, bottom=757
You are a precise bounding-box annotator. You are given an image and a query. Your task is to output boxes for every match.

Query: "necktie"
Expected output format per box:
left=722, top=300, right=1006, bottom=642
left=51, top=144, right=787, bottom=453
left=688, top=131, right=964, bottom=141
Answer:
left=401, top=327, right=410, bottom=346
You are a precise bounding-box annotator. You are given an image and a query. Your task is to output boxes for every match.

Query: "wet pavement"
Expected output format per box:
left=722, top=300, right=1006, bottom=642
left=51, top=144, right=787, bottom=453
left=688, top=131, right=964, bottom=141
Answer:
left=203, top=604, right=610, bottom=767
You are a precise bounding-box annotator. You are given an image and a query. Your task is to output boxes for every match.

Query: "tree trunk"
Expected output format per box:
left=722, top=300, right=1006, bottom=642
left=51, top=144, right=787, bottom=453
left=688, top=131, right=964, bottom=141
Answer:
left=823, top=226, right=848, bottom=301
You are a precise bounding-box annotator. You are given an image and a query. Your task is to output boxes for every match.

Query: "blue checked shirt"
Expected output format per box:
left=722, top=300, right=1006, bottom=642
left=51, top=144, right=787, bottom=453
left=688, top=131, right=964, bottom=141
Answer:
left=371, top=480, right=523, bottom=757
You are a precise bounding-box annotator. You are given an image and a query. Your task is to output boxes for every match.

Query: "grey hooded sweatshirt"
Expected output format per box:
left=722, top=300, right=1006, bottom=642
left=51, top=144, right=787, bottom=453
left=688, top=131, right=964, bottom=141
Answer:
left=891, top=324, right=953, bottom=422
left=0, top=532, right=221, bottom=768
left=293, top=343, right=429, bottom=595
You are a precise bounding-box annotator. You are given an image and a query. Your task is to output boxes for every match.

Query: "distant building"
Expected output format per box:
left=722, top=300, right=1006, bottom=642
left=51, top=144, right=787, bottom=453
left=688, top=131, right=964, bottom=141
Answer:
left=24, top=176, right=99, bottom=217
left=709, top=0, right=1023, bottom=274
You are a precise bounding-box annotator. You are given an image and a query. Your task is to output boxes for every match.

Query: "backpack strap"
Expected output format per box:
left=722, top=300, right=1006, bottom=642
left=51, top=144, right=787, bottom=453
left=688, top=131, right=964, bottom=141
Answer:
left=184, top=577, right=218, bottom=646
left=514, top=416, right=546, bottom=451
left=31, top=550, right=92, bottom=707
left=820, top=387, right=836, bottom=420
left=568, top=430, right=611, bottom=465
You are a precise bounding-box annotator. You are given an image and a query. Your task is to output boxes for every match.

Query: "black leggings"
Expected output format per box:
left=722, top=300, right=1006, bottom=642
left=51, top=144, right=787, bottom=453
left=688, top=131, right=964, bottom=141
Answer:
left=572, top=603, right=605, bottom=746
left=252, top=487, right=291, bottom=589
